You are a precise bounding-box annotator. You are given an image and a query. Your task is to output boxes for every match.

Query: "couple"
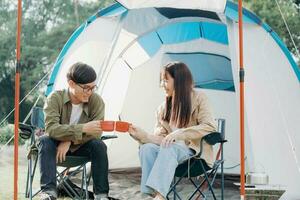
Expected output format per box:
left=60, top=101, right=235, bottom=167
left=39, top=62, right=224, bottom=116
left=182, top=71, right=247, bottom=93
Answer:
left=39, top=61, right=216, bottom=200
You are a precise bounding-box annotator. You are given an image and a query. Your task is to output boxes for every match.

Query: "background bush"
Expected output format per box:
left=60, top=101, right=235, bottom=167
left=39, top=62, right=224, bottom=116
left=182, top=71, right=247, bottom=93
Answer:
left=0, top=124, right=25, bottom=145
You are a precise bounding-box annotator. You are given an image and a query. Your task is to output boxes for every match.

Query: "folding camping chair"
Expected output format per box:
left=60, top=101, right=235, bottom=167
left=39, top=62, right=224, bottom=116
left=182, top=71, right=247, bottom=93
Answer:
left=167, top=119, right=227, bottom=200
left=19, top=107, right=117, bottom=200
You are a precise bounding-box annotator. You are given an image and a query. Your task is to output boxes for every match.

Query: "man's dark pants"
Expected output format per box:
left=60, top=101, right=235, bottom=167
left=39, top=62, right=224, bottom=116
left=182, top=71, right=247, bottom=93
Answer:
left=37, top=135, right=109, bottom=196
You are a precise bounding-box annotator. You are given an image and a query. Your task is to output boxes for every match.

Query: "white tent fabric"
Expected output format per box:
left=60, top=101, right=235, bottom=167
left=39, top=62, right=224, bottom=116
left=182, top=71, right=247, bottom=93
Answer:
left=227, top=21, right=300, bottom=199
left=48, top=2, right=300, bottom=199
left=117, top=0, right=226, bottom=13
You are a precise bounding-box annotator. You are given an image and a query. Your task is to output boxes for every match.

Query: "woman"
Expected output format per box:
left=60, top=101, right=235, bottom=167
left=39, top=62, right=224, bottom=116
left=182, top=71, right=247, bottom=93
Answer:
left=129, top=61, right=217, bottom=200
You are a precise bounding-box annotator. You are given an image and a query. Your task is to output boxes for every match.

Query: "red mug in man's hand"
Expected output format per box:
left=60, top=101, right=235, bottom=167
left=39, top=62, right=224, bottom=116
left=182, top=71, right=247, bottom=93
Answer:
left=115, top=121, right=131, bottom=132
left=100, top=121, right=115, bottom=132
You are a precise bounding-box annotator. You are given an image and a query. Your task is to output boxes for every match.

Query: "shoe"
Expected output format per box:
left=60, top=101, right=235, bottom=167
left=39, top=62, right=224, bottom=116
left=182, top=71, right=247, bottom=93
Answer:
left=39, top=192, right=57, bottom=200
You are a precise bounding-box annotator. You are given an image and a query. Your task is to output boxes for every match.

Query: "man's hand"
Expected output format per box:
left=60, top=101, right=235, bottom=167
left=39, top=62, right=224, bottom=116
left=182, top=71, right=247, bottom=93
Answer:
left=83, top=120, right=102, bottom=137
left=161, top=129, right=184, bottom=148
left=128, top=125, right=149, bottom=143
left=56, top=141, right=71, bottom=163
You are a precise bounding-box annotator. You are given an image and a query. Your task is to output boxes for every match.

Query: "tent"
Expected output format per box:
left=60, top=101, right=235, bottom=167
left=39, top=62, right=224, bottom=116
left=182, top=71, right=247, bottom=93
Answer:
left=45, top=1, right=300, bottom=199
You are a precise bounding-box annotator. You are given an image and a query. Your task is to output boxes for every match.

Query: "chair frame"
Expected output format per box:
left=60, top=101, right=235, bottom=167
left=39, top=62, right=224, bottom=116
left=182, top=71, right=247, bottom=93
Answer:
left=19, top=107, right=117, bottom=200
left=167, top=119, right=227, bottom=200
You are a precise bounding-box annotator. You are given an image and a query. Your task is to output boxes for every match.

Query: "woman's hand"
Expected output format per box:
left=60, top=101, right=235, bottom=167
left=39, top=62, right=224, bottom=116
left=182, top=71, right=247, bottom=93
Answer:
left=161, top=129, right=184, bottom=148
left=128, top=125, right=149, bottom=143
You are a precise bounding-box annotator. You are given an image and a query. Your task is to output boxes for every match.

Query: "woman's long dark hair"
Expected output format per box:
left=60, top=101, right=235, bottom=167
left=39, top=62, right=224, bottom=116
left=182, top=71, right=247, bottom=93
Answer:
left=162, top=62, right=194, bottom=128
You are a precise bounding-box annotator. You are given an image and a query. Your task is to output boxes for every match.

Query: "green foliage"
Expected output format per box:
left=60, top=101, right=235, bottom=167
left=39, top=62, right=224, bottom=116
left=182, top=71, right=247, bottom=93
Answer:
left=0, top=124, right=25, bottom=145
left=234, top=0, right=300, bottom=64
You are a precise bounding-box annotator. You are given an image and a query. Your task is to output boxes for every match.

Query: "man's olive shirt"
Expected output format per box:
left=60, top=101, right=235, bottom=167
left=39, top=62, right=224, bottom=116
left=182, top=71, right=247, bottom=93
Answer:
left=44, top=89, right=104, bottom=151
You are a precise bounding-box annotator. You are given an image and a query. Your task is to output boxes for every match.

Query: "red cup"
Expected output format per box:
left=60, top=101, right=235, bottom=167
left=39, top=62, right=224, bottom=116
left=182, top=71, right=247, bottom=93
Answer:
left=100, top=121, right=115, bottom=132
left=115, top=121, right=131, bottom=132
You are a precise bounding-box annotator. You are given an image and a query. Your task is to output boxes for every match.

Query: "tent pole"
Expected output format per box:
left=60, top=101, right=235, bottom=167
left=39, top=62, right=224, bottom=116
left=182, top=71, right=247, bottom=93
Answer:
left=238, top=0, right=245, bottom=199
left=14, top=0, right=22, bottom=199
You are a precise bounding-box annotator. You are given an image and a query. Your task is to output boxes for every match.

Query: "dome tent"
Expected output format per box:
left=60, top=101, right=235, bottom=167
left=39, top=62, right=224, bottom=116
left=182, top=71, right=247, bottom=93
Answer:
left=45, top=1, right=300, bottom=199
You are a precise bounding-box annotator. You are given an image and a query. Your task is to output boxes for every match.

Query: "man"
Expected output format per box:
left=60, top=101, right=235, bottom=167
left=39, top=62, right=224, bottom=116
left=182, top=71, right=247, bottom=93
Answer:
left=38, top=62, right=110, bottom=200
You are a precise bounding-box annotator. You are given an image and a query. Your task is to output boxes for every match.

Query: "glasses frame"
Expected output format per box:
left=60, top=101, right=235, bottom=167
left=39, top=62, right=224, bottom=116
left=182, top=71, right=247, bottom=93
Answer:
left=76, top=83, right=98, bottom=93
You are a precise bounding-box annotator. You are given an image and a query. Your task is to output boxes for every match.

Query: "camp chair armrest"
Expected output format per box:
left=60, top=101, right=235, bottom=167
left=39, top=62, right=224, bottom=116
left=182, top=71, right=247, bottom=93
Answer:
left=202, top=131, right=226, bottom=145
left=195, top=132, right=227, bottom=158
left=100, top=135, right=118, bottom=140
left=19, top=123, right=34, bottom=140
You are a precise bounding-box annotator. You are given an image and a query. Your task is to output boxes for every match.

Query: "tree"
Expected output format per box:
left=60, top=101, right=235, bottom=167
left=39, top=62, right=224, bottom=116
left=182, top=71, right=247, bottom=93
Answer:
left=238, top=0, right=300, bottom=65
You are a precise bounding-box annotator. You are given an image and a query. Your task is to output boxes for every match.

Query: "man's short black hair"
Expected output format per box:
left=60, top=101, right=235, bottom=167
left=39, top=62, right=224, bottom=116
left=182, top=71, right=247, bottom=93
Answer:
left=67, top=62, right=97, bottom=84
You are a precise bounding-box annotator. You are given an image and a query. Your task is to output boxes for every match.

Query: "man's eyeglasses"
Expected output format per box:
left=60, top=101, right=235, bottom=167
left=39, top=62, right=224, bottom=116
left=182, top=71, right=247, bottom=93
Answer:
left=76, top=84, right=98, bottom=93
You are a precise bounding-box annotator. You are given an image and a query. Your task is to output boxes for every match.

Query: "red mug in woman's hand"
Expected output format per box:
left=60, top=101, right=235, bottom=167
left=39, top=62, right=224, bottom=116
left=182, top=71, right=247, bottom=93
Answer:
left=100, top=121, right=115, bottom=132
left=115, top=121, right=131, bottom=132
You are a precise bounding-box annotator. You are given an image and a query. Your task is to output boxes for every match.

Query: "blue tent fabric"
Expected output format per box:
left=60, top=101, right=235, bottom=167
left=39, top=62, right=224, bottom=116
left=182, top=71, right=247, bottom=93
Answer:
left=225, top=1, right=261, bottom=24
left=138, top=32, right=162, bottom=57
left=201, top=22, right=228, bottom=45
left=137, top=21, right=228, bottom=58
left=156, top=7, right=221, bottom=21
left=164, top=52, right=234, bottom=91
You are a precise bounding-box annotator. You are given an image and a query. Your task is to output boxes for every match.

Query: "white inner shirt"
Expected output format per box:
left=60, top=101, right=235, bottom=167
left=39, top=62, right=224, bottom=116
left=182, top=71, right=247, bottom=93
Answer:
left=69, top=103, right=83, bottom=125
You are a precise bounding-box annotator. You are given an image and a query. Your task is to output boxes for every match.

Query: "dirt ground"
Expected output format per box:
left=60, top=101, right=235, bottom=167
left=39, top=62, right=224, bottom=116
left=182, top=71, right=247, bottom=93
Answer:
left=0, top=145, right=240, bottom=199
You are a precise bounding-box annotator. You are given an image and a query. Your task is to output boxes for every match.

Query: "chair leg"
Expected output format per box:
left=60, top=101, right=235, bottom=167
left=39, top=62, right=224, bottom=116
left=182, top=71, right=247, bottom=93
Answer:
left=221, top=145, right=225, bottom=200
left=200, top=164, right=217, bottom=200
left=57, top=168, right=79, bottom=199
left=173, top=177, right=176, bottom=200
left=167, top=176, right=183, bottom=200
left=56, top=164, right=91, bottom=199
left=190, top=162, right=220, bottom=200
left=188, top=177, right=206, bottom=200
left=26, top=153, right=39, bottom=199
left=83, top=165, right=89, bottom=200
left=27, top=156, right=32, bottom=199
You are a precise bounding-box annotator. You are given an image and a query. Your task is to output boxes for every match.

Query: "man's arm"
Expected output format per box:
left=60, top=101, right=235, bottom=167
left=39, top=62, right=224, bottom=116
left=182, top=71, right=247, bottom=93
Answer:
left=86, top=94, right=105, bottom=137
left=44, top=92, right=84, bottom=142
left=89, top=93, right=105, bottom=121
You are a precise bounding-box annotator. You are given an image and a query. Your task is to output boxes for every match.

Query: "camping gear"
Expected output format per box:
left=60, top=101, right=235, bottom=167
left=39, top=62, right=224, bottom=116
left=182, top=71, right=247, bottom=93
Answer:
left=115, top=121, right=131, bottom=132
left=246, top=172, right=269, bottom=185
left=100, top=121, right=115, bottom=132
left=167, top=119, right=227, bottom=200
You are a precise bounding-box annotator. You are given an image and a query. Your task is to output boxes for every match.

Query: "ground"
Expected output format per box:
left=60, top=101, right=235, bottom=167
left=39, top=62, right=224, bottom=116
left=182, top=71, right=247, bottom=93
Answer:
left=0, top=145, right=240, bottom=199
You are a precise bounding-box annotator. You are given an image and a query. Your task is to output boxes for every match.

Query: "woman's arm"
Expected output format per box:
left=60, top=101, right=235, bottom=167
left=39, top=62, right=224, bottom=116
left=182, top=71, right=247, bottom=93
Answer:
left=128, top=125, right=164, bottom=145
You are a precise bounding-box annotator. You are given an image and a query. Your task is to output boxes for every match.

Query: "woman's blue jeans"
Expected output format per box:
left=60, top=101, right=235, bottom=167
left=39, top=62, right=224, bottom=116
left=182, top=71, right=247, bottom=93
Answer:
left=139, top=143, right=194, bottom=198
